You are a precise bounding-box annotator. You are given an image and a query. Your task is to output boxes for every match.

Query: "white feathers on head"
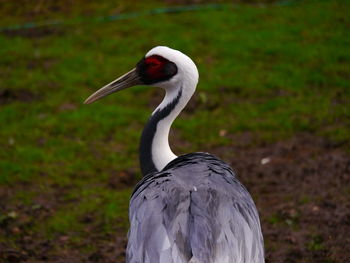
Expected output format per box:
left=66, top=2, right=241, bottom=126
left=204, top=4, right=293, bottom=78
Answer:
left=146, top=46, right=199, bottom=91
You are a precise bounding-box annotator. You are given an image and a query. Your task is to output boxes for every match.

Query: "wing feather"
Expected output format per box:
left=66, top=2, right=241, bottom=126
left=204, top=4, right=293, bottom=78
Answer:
left=126, top=153, right=264, bottom=263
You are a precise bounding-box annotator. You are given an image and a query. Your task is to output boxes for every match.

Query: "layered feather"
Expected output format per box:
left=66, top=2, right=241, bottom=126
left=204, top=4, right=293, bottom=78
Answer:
left=126, top=153, right=264, bottom=263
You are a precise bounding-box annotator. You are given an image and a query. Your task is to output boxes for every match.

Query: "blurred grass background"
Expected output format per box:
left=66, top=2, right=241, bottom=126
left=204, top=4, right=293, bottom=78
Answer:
left=0, top=0, right=349, bottom=261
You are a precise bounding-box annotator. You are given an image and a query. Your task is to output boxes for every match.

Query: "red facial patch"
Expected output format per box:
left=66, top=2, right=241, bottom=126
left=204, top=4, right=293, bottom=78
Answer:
left=144, top=55, right=168, bottom=79
left=136, top=54, right=177, bottom=84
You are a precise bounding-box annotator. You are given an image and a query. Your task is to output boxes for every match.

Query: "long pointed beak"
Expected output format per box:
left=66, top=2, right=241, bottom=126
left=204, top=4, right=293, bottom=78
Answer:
left=84, top=68, right=141, bottom=104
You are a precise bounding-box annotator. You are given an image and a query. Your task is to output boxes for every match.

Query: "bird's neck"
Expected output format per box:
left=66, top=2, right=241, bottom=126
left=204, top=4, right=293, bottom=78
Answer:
left=139, top=81, right=195, bottom=176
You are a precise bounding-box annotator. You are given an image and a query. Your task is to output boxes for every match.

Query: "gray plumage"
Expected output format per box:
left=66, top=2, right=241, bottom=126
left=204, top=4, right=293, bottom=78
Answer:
left=127, top=153, right=264, bottom=263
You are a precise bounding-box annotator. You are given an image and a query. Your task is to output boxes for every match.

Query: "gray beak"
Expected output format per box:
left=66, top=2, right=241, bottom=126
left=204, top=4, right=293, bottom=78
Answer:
left=84, top=68, right=141, bottom=104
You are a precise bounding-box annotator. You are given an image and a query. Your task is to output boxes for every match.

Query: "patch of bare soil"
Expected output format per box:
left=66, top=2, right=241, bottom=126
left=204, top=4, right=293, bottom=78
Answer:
left=0, top=181, right=128, bottom=263
left=0, top=134, right=349, bottom=262
left=217, top=133, right=350, bottom=263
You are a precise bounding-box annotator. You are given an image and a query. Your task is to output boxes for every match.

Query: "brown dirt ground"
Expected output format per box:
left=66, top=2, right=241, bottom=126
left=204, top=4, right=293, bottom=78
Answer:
left=0, top=134, right=349, bottom=263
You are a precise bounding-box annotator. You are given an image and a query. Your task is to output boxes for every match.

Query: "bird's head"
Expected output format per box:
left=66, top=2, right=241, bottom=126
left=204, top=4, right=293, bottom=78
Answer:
left=84, top=46, right=198, bottom=104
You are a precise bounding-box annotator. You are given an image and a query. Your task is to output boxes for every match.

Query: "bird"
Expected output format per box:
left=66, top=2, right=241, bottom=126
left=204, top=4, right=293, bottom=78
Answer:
left=84, top=46, right=264, bottom=263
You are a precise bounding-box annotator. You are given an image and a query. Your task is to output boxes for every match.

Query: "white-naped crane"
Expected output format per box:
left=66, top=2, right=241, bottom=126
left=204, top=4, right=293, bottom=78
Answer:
left=85, top=46, right=264, bottom=263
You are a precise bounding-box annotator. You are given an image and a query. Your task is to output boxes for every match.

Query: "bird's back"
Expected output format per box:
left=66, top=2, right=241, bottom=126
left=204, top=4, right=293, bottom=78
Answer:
left=126, top=152, right=264, bottom=263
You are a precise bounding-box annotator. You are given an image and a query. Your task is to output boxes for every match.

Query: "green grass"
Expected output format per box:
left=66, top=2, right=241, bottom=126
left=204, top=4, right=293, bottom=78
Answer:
left=307, top=234, right=325, bottom=251
left=37, top=188, right=131, bottom=236
left=0, top=0, right=349, bottom=249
